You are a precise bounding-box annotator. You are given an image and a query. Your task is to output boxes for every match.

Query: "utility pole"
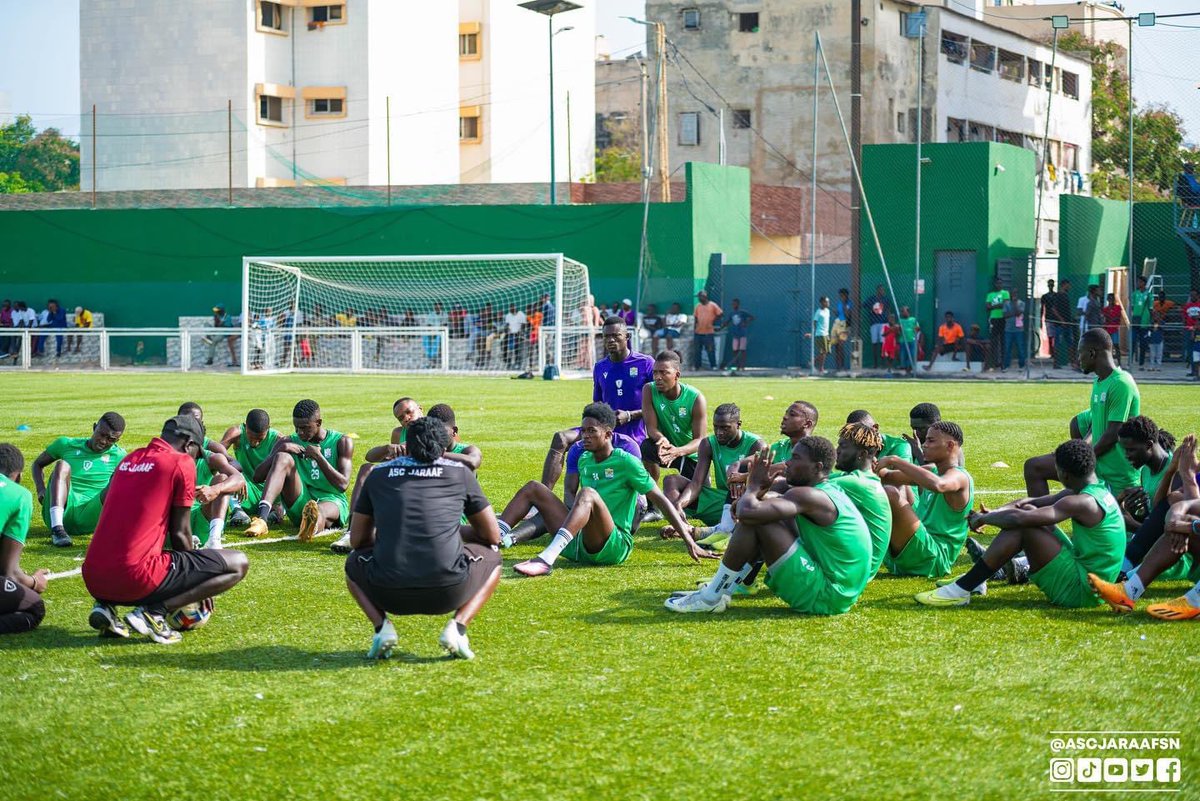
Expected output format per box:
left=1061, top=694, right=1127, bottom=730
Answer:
left=654, top=21, right=670, bottom=202
left=639, top=58, right=650, bottom=204
left=850, top=0, right=863, bottom=311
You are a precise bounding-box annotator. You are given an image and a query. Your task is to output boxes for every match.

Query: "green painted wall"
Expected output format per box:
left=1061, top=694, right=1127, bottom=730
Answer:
left=1132, top=202, right=1193, bottom=287
left=0, top=166, right=750, bottom=326
left=860, top=142, right=1035, bottom=334
left=1058, top=195, right=1128, bottom=292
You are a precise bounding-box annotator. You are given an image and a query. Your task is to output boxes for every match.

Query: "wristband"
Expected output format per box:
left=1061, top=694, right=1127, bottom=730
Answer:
left=1192, top=519, right=1200, bottom=535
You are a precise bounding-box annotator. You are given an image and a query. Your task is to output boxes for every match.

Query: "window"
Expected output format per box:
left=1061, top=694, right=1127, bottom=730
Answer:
left=738, top=13, right=759, bottom=33
left=257, top=1, right=285, bottom=34
left=969, top=40, right=995, bottom=73
left=682, top=8, right=700, bottom=30
left=311, top=98, right=343, bottom=115
left=732, top=109, right=751, bottom=129
left=459, top=22, right=481, bottom=59
left=259, top=95, right=283, bottom=123
left=947, top=117, right=967, bottom=142
left=1062, top=71, right=1079, bottom=100
left=997, top=49, right=1023, bottom=82
left=897, top=111, right=906, bottom=135
left=678, top=111, right=700, bottom=146
left=459, top=106, right=481, bottom=142
left=302, top=87, right=346, bottom=119
left=256, top=83, right=294, bottom=126
left=1062, top=142, right=1079, bottom=173
left=995, top=128, right=1023, bottom=147
left=941, top=31, right=967, bottom=64
left=309, top=5, right=344, bottom=24
left=1027, top=58, right=1043, bottom=87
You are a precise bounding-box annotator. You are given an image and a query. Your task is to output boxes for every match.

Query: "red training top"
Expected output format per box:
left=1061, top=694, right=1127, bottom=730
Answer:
left=82, top=437, right=196, bottom=603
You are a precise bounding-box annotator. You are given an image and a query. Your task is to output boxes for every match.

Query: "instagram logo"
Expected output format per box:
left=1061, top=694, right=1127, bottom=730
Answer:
left=1050, top=759, right=1075, bottom=783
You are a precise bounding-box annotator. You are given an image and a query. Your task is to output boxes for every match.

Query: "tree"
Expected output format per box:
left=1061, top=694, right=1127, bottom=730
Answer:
left=0, top=114, right=80, bottom=192
left=594, top=116, right=642, bottom=183
left=0, top=171, right=34, bottom=194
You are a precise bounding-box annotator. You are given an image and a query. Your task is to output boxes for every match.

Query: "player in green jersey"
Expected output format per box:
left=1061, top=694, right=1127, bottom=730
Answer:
left=177, top=402, right=234, bottom=462
left=665, top=436, right=871, bottom=615
left=764, top=400, right=819, bottom=466
left=918, top=439, right=1126, bottom=608
left=878, top=421, right=973, bottom=578
left=347, top=397, right=424, bottom=522
left=0, top=444, right=48, bottom=635
left=32, top=411, right=127, bottom=547
left=1023, top=329, right=1141, bottom=496
left=846, top=409, right=914, bottom=464
left=219, top=408, right=281, bottom=533
left=640, top=350, right=707, bottom=483
left=250, top=399, right=353, bottom=543
left=497, top=403, right=711, bottom=577
left=903, top=402, right=941, bottom=465
left=190, top=445, right=245, bottom=549
left=661, top=403, right=764, bottom=550
left=831, top=422, right=893, bottom=577
left=1116, top=416, right=1174, bottom=530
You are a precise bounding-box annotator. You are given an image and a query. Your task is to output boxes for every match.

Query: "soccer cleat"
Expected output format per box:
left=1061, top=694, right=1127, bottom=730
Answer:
left=513, top=557, right=553, bottom=577
left=1145, top=597, right=1200, bottom=621
left=694, top=527, right=732, bottom=552
left=935, top=576, right=988, bottom=596
left=124, top=607, right=183, bottom=644
left=1087, top=573, right=1134, bottom=613
left=964, top=537, right=1006, bottom=582
left=914, top=587, right=971, bottom=607
left=88, top=603, right=130, bottom=638
left=664, top=590, right=729, bottom=614
left=692, top=578, right=759, bottom=597
left=267, top=508, right=284, bottom=525
left=330, top=532, right=353, bottom=554
left=50, top=528, right=73, bottom=548
left=637, top=507, right=664, bottom=524
left=366, top=619, right=398, bottom=659
left=438, top=619, right=475, bottom=660
left=244, top=517, right=268, bottom=538
left=1005, top=555, right=1031, bottom=585
left=297, top=500, right=321, bottom=542
left=229, top=507, right=251, bottom=528
left=206, top=532, right=223, bottom=550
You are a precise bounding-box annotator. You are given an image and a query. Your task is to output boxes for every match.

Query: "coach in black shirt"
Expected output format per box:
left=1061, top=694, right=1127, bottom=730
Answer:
left=345, top=417, right=501, bottom=660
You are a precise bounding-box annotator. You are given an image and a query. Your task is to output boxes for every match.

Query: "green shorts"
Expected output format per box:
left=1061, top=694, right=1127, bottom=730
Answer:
left=1156, top=554, right=1200, bottom=583
left=883, top=522, right=959, bottom=577
left=286, top=487, right=349, bottom=528
left=686, top=486, right=728, bottom=527
left=560, top=528, right=633, bottom=566
left=765, top=538, right=858, bottom=615
left=242, top=481, right=265, bottom=509
left=1029, top=527, right=1105, bottom=608
left=41, top=489, right=105, bottom=536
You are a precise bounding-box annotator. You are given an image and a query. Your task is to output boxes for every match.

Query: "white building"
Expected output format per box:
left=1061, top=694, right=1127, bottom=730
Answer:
left=79, top=0, right=594, bottom=191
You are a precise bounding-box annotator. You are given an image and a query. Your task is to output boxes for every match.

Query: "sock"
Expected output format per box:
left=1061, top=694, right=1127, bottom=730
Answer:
left=537, top=529, right=574, bottom=566
left=256, top=501, right=271, bottom=519
left=938, top=582, right=971, bottom=599
left=1126, top=572, right=1146, bottom=602
left=374, top=617, right=389, bottom=634
left=741, top=560, right=765, bottom=587
left=455, top=621, right=467, bottom=635
left=700, top=562, right=751, bottom=603
left=49, top=506, right=64, bottom=528
left=208, top=518, right=225, bottom=542
left=230, top=498, right=243, bottom=511
left=497, top=519, right=512, bottom=536
left=1184, top=584, right=1200, bottom=609
left=717, top=504, right=735, bottom=532
left=1121, top=557, right=1135, bottom=575
left=955, top=559, right=996, bottom=593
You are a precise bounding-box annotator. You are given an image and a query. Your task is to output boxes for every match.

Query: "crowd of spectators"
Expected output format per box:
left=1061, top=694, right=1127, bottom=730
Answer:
left=1, top=298, right=94, bottom=360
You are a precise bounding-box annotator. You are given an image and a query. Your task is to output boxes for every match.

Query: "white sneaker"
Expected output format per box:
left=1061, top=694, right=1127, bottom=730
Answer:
left=438, top=619, right=475, bottom=660
left=330, top=532, right=353, bottom=554
left=663, top=590, right=729, bottom=614
left=206, top=533, right=223, bottom=550
left=366, top=619, right=398, bottom=659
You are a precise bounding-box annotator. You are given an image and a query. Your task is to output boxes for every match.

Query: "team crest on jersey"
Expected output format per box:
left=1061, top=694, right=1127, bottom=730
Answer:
left=629, top=367, right=638, bottom=376
left=83, top=461, right=93, bottom=471
left=100, top=455, right=110, bottom=462
left=324, top=448, right=331, bottom=458
left=677, top=408, right=687, bottom=417
left=605, top=468, right=615, bottom=479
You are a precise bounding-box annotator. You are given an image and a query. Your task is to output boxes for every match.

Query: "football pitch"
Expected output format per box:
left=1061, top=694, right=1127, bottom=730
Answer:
left=1, top=372, right=1196, bottom=800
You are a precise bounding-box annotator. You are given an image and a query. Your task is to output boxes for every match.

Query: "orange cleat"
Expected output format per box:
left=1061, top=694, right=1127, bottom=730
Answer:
left=1087, top=573, right=1134, bottom=613
left=1146, top=597, right=1200, bottom=621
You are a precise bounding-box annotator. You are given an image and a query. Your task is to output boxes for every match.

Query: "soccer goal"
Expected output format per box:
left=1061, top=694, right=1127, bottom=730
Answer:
left=241, top=254, right=592, bottom=375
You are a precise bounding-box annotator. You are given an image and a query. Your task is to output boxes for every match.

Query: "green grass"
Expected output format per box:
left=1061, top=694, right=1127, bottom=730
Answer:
left=1, top=373, right=1196, bottom=800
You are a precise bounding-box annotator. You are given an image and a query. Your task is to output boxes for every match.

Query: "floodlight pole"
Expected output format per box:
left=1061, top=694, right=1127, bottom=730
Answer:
left=548, top=16, right=557, bottom=205
left=913, top=13, right=924, bottom=374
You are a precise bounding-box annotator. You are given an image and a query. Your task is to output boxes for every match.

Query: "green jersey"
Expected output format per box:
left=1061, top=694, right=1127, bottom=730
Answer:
left=1073, top=409, right=1092, bottom=439
left=0, top=475, right=33, bottom=546
left=577, top=448, right=656, bottom=537
left=706, top=431, right=760, bottom=492
left=1089, top=368, right=1140, bottom=491
left=1139, top=454, right=1171, bottom=503
left=793, top=482, right=872, bottom=608
left=828, top=469, right=892, bottom=575
left=1131, top=289, right=1151, bottom=325
left=880, top=433, right=914, bottom=463
left=987, top=289, right=1010, bottom=320
left=1070, top=483, right=1126, bottom=578
left=768, top=436, right=797, bottom=464
left=44, top=436, right=126, bottom=498
left=194, top=449, right=216, bottom=487
left=899, top=317, right=918, bottom=343
left=290, top=430, right=346, bottom=495
left=650, top=383, right=701, bottom=452
left=451, top=441, right=470, bottom=455
left=234, top=426, right=280, bottom=474
left=918, top=466, right=973, bottom=557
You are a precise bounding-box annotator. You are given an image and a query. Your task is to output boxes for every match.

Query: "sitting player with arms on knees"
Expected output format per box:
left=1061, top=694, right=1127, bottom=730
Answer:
left=918, top=439, right=1125, bottom=607
left=1089, top=434, right=1200, bottom=620
left=640, top=350, right=707, bottom=484
left=877, top=422, right=973, bottom=578
left=250, top=399, right=353, bottom=543
left=847, top=409, right=914, bottom=464
left=498, top=403, right=711, bottom=578
left=830, top=423, right=893, bottom=578
left=902, top=403, right=941, bottom=466
left=764, top=401, right=819, bottom=467
left=189, top=442, right=245, bottom=550
left=1115, top=416, right=1174, bottom=532
left=344, top=417, right=501, bottom=660
left=0, top=444, right=49, bottom=635
left=661, top=402, right=763, bottom=551
left=32, top=411, right=126, bottom=547
left=177, top=402, right=234, bottom=461
left=344, top=397, right=424, bottom=528
left=81, top=415, right=249, bottom=643
left=1023, top=328, right=1140, bottom=497
left=219, top=408, right=281, bottom=533
left=664, top=437, right=871, bottom=615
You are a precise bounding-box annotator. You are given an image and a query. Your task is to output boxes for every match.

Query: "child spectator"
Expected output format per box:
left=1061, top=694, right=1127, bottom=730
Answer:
left=881, top=313, right=900, bottom=373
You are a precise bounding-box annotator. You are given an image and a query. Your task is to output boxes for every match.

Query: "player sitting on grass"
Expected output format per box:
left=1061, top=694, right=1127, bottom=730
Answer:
left=219, top=408, right=281, bottom=533
left=498, top=403, right=710, bottom=577
left=1115, top=416, right=1175, bottom=533
left=345, top=397, right=424, bottom=522
left=877, top=422, right=973, bottom=578
left=177, top=401, right=234, bottom=461
left=1089, top=434, right=1200, bottom=620
left=250, top=399, right=353, bottom=542
left=640, top=350, right=707, bottom=483
left=660, top=402, right=763, bottom=551
left=902, top=402, right=941, bottom=465
left=189, top=441, right=245, bottom=550
left=0, top=444, right=48, bottom=635
left=847, top=409, right=914, bottom=464
left=830, top=422, right=893, bottom=577
left=31, top=411, right=126, bottom=547
left=1023, top=329, right=1141, bottom=496
left=764, top=400, right=819, bottom=466
left=344, top=417, right=501, bottom=660
left=918, top=439, right=1125, bottom=607
left=81, top=415, right=249, bottom=643
left=664, top=437, right=871, bottom=615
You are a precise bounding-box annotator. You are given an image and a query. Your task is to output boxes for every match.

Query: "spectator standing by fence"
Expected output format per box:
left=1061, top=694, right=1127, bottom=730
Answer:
left=1041, top=279, right=1071, bottom=368
left=1102, top=292, right=1124, bottom=362
left=205, top=304, right=238, bottom=367
left=39, top=299, right=68, bottom=359
left=1184, top=289, right=1200, bottom=373
left=833, top=288, right=852, bottom=371
left=808, top=296, right=830, bottom=374
left=722, top=298, right=754, bottom=373
left=692, top=291, right=722, bottom=370
left=984, top=277, right=1009, bottom=372
left=863, top=284, right=889, bottom=368
left=70, top=306, right=93, bottom=355
left=1129, top=276, right=1150, bottom=368
left=1003, top=291, right=1026, bottom=371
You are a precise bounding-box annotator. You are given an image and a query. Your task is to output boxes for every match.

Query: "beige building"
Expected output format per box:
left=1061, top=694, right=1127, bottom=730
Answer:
left=988, top=1, right=1128, bottom=46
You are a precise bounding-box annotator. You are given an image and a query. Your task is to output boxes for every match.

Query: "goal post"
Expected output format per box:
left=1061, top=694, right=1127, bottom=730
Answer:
left=241, top=254, right=591, bottom=375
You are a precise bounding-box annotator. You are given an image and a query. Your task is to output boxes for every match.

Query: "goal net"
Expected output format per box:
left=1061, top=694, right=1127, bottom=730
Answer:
left=241, top=254, right=592, bottom=375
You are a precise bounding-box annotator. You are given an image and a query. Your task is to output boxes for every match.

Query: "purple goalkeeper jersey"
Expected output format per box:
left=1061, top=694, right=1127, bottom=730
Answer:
left=565, top=431, right=641, bottom=474
left=592, top=350, right=654, bottom=441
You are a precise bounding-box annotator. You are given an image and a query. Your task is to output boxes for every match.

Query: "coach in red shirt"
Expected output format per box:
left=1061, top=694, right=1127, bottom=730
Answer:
left=82, top=415, right=248, bottom=643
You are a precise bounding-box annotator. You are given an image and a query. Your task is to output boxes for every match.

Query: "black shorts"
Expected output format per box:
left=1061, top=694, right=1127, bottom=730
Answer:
left=344, top=542, right=501, bottom=616
left=639, top=438, right=698, bottom=479
left=136, top=550, right=233, bottom=607
left=0, top=577, right=45, bottom=634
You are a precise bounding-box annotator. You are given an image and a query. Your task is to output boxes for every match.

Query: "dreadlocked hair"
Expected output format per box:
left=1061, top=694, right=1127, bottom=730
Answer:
left=1118, top=415, right=1157, bottom=445
left=838, top=422, right=883, bottom=453
left=929, top=420, right=964, bottom=445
